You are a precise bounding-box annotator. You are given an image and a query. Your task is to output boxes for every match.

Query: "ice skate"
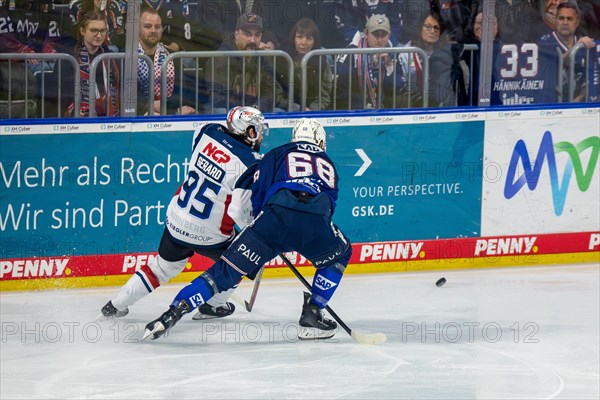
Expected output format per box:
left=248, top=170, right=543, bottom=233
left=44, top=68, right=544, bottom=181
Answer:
left=298, top=292, right=337, bottom=340
left=192, top=302, right=236, bottom=320
left=100, top=301, right=129, bottom=318
left=142, top=300, right=190, bottom=340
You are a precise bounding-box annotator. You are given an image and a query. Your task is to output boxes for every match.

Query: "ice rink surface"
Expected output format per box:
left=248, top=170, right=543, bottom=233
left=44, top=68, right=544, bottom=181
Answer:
left=1, top=263, right=599, bottom=399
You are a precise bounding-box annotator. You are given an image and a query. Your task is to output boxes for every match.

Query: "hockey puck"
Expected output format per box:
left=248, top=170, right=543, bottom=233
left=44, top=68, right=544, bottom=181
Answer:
left=435, top=277, right=446, bottom=287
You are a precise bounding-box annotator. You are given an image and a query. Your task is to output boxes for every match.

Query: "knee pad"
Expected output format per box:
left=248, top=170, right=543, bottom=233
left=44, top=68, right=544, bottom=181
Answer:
left=313, top=237, right=352, bottom=271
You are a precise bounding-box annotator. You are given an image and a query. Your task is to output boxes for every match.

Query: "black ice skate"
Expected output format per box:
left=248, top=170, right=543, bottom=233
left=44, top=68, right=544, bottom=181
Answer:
left=298, top=292, right=337, bottom=340
left=100, top=301, right=129, bottom=318
left=192, top=302, right=236, bottom=320
left=142, top=300, right=190, bottom=340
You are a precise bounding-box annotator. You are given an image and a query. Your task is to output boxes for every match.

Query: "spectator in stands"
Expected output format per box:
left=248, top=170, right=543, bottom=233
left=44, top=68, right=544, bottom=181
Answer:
left=578, top=0, right=600, bottom=38
left=421, top=4, right=474, bottom=106
left=0, top=0, right=71, bottom=73
left=203, top=12, right=287, bottom=114
left=144, top=0, right=221, bottom=54
left=463, top=11, right=502, bottom=106
left=399, top=12, right=447, bottom=107
left=275, top=17, right=333, bottom=111
left=335, top=14, right=407, bottom=110
left=69, top=0, right=125, bottom=50
left=474, top=0, right=545, bottom=45
left=336, top=0, right=404, bottom=46
left=0, top=0, right=68, bottom=117
left=428, top=43, right=469, bottom=107
left=537, top=2, right=596, bottom=102
left=137, top=6, right=196, bottom=115
left=533, top=0, right=595, bottom=37
left=254, top=0, right=346, bottom=49
left=49, top=10, right=120, bottom=117
left=336, top=0, right=431, bottom=46
left=431, top=0, right=475, bottom=43
left=538, top=0, right=568, bottom=32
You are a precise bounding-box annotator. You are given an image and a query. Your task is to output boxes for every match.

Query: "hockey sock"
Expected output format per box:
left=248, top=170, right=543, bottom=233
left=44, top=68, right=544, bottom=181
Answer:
left=112, top=266, right=158, bottom=310
left=112, top=256, right=187, bottom=310
left=311, top=262, right=346, bottom=308
left=173, top=274, right=216, bottom=309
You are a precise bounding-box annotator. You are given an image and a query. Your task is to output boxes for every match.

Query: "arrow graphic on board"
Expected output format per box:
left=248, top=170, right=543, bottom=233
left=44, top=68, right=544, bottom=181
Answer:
left=354, top=149, right=372, bottom=176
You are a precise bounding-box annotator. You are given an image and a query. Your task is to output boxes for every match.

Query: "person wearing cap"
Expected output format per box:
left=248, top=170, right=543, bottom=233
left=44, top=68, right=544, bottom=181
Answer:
left=203, top=12, right=287, bottom=114
left=334, top=14, right=407, bottom=110
left=336, top=0, right=424, bottom=46
left=235, top=12, right=264, bottom=49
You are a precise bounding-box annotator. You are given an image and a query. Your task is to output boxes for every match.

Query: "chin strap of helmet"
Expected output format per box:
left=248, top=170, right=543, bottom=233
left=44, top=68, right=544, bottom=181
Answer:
left=245, top=126, right=262, bottom=151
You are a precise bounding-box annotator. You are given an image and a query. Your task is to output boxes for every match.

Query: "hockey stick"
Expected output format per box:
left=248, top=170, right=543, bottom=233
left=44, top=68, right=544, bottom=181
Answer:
left=279, top=253, right=387, bottom=345
left=244, top=266, right=264, bottom=312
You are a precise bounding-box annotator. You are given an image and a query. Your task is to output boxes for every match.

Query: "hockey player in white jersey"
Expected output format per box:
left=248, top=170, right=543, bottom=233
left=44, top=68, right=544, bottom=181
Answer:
left=101, top=106, right=267, bottom=319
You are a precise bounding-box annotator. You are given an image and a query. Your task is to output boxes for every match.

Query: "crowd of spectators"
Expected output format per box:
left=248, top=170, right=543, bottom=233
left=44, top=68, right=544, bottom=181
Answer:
left=1, top=0, right=598, bottom=118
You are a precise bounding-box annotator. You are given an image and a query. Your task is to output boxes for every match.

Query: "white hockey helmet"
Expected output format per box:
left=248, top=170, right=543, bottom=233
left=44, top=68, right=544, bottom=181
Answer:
left=226, top=106, right=269, bottom=145
left=291, top=118, right=326, bottom=150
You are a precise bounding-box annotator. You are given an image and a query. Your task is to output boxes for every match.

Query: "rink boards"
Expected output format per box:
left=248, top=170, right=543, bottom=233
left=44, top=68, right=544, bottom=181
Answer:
left=1, top=105, right=599, bottom=290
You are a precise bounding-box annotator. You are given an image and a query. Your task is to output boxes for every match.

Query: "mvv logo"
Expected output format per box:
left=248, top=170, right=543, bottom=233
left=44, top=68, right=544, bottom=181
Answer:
left=504, top=131, right=599, bottom=216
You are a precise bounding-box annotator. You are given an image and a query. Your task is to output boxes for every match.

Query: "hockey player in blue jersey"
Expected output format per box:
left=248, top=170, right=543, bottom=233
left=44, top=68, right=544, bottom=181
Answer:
left=101, top=106, right=266, bottom=320
left=143, top=118, right=352, bottom=341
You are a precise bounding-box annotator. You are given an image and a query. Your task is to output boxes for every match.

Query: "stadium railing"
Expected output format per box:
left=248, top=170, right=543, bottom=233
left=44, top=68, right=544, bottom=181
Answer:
left=1, top=43, right=595, bottom=118
left=299, top=46, right=430, bottom=110
left=1, top=53, right=79, bottom=119
left=162, top=50, right=295, bottom=115
left=88, top=53, right=154, bottom=117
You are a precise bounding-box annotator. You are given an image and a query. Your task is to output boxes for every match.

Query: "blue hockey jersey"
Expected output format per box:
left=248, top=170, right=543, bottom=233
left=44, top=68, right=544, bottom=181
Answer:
left=491, top=42, right=551, bottom=105
left=250, top=141, right=339, bottom=217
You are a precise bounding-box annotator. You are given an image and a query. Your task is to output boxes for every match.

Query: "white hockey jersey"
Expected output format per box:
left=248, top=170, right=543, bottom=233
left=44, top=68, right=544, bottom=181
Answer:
left=165, top=123, right=261, bottom=247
